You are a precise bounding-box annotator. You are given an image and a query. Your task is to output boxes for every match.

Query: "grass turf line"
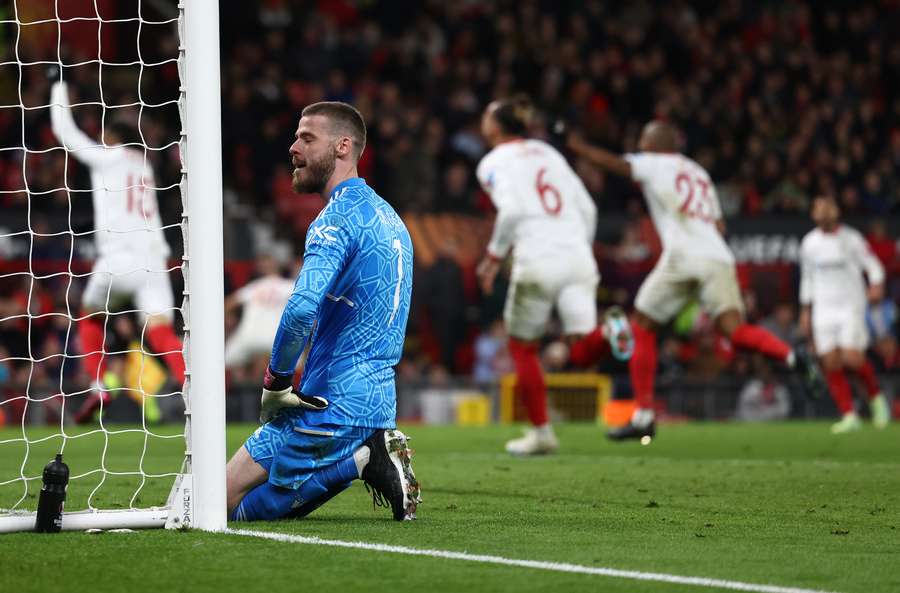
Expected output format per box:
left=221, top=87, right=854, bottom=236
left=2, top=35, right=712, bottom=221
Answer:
left=1, top=422, right=898, bottom=593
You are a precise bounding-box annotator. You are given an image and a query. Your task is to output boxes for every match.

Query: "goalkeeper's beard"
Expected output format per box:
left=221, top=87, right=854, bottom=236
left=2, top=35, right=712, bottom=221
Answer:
left=292, top=150, right=336, bottom=195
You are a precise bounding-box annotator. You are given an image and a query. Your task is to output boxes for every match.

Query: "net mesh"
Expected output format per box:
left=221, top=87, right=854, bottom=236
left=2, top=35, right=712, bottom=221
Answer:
left=0, top=1, right=188, bottom=517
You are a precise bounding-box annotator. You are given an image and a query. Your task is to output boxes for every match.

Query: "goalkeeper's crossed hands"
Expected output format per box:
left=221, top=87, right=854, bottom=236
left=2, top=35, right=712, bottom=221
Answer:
left=259, top=367, right=328, bottom=424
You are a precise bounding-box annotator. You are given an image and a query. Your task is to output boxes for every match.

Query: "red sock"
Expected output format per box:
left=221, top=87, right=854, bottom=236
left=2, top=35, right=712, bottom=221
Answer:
left=628, top=321, right=657, bottom=409
left=78, top=313, right=106, bottom=383
left=146, top=324, right=185, bottom=384
left=826, top=369, right=854, bottom=414
left=508, top=338, right=548, bottom=426
left=730, top=323, right=791, bottom=362
left=569, top=327, right=610, bottom=368
left=851, top=360, right=881, bottom=399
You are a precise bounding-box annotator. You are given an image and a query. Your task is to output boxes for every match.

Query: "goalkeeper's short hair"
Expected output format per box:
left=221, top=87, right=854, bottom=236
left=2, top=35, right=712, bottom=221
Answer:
left=302, top=101, right=367, bottom=161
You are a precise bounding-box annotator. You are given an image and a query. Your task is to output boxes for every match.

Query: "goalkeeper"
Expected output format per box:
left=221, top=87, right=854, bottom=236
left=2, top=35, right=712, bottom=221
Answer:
left=225, top=102, right=420, bottom=522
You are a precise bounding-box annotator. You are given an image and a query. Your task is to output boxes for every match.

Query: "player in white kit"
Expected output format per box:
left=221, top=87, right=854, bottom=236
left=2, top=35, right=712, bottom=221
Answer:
left=476, top=96, right=632, bottom=455
left=225, top=255, right=295, bottom=371
left=50, top=81, right=185, bottom=423
left=800, top=196, right=890, bottom=433
left=568, top=121, right=825, bottom=440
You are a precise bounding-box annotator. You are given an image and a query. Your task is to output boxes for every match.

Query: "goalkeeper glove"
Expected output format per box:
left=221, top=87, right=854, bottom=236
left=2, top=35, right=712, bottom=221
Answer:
left=259, top=367, right=328, bottom=424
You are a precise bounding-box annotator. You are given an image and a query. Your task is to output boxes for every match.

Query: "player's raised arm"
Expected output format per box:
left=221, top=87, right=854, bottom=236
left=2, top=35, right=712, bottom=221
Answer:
left=566, top=132, right=632, bottom=178
left=49, top=82, right=116, bottom=168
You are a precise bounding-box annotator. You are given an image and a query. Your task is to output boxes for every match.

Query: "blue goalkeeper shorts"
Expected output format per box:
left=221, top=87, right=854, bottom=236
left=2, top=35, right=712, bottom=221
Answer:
left=243, top=409, right=374, bottom=490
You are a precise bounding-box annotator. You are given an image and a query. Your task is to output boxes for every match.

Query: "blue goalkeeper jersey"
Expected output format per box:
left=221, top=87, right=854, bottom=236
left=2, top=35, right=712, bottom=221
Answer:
left=269, top=177, right=413, bottom=429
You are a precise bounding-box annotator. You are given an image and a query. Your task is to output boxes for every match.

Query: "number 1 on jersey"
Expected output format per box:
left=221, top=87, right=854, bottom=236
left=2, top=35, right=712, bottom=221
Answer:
left=388, top=238, right=403, bottom=326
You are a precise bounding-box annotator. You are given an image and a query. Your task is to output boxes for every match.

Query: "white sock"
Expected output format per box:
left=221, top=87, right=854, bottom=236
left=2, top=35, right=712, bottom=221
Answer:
left=353, top=446, right=371, bottom=478
left=631, top=408, right=655, bottom=428
left=785, top=351, right=796, bottom=369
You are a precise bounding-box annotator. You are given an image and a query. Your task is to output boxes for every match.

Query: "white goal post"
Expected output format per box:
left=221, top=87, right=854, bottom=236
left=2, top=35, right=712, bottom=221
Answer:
left=0, top=0, right=225, bottom=533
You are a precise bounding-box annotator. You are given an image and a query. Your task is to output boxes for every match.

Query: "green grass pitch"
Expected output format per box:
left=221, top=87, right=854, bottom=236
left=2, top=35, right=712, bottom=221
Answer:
left=1, top=422, right=898, bottom=593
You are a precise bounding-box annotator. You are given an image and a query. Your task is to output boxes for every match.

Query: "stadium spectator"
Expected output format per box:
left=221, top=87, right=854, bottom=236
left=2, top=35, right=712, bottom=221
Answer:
left=472, top=320, right=512, bottom=386
left=761, top=302, right=800, bottom=346
left=736, top=356, right=791, bottom=422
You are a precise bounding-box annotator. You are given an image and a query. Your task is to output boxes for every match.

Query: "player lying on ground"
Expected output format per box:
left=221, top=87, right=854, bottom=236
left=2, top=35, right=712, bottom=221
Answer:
left=800, top=196, right=891, bottom=433
left=50, top=81, right=185, bottom=424
left=568, top=121, right=826, bottom=441
left=225, top=102, right=420, bottom=522
left=475, top=96, right=634, bottom=456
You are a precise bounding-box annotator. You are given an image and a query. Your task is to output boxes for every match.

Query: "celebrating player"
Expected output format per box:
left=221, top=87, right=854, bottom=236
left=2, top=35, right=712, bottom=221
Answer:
left=568, top=121, right=825, bottom=440
left=224, top=255, right=294, bottom=374
left=476, top=96, right=633, bottom=456
left=800, top=196, right=891, bottom=433
left=50, top=81, right=185, bottom=424
left=226, top=102, right=420, bottom=522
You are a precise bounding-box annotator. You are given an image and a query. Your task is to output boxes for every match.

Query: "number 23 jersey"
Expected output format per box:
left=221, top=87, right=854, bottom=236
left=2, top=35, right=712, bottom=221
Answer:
left=477, top=139, right=598, bottom=270
left=625, top=152, right=733, bottom=264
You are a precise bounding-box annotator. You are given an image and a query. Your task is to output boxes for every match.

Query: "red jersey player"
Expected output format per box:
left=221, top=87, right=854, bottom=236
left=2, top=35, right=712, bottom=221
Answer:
left=568, top=121, right=826, bottom=440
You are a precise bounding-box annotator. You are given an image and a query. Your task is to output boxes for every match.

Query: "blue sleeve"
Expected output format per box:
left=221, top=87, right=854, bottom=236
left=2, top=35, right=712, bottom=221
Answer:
left=268, top=211, right=353, bottom=376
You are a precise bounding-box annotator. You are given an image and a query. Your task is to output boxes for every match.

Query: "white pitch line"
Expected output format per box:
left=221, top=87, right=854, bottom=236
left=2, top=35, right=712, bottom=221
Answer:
left=227, top=528, right=839, bottom=593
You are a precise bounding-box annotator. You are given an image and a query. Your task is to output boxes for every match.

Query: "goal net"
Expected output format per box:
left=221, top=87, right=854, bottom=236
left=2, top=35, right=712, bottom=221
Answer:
left=0, top=0, right=225, bottom=533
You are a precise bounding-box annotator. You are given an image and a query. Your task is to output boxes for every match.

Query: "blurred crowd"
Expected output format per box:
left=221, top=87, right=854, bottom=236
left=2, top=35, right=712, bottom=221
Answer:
left=2, top=1, right=900, bottom=423
left=217, top=0, right=900, bottom=222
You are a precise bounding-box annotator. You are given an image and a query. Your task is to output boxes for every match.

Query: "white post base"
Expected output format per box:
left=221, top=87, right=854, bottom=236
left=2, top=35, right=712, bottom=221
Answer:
left=0, top=508, right=171, bottom=533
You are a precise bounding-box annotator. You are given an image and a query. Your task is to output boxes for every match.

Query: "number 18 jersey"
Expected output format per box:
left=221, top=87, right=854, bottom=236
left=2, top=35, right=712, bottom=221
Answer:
left=477, top=139, right=598, bottom=269
left=625, top=152, right=733, bottom=264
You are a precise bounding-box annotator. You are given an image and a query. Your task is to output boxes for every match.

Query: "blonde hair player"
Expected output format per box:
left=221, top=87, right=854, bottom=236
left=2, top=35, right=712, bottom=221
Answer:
left=800, top=196, right=891, bottom=433
left=476, top=96, right=633, bottom=456
left=568, top=121, right=827, bottom=441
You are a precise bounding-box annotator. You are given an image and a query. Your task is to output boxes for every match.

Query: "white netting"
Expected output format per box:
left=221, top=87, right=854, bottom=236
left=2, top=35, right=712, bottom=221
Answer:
left=0, top=1, right=189, bottom=522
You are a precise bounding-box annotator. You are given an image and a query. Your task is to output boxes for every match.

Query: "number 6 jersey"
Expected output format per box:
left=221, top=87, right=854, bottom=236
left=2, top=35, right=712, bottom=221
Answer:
left=625, top=152, right=733, bottom=264
left=477, top=139, right=597, bottom=270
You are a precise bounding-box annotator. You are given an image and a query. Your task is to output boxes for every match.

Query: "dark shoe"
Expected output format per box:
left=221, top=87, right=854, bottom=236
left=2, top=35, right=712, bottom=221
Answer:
left=361, top=429, right=421, bottom=521
left=793, top=345, right=827, bottom=399
left=606, top=421, right=655, bottom=442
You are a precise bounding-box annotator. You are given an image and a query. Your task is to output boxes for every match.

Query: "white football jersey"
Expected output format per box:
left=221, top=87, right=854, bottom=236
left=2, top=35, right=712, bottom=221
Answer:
left=50, top=83, right=170, bottom=259
left=477, top=139, right=597, bottom=267
left=233, top=274, right=295, bottom=337
left=625, top=152, right=733, bottom=263
left=799, top=225, right=884, bottom=313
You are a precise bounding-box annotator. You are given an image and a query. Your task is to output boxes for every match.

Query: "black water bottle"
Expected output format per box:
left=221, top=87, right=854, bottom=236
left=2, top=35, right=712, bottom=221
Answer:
left=34, top=454, right=69, bottom=533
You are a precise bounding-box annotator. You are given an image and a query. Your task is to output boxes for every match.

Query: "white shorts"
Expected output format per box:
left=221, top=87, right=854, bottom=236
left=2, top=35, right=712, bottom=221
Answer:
left=225, top=327, right=274, bottom=367
left=635, top=251, right=743, bottom=324
left=504, top=257, right=598, bottom=341
left=82, top=252, right=175, bottom=319
left=812, top=308, right=869, bottom=355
